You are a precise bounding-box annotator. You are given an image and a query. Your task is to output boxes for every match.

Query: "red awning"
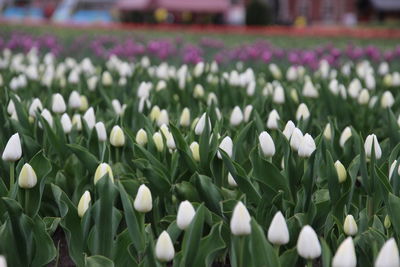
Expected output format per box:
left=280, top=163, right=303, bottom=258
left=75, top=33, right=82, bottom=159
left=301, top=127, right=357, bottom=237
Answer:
left=157, top=0, right=229, bottom=12
left=117, top=0, right=153, bottom=10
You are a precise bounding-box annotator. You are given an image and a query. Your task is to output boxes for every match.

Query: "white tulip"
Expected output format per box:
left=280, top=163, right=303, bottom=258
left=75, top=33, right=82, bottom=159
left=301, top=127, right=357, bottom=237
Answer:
left=72, top=114, right=82, bottom=131
left=102, top=71, right=113, bottom=86
left=259, top=131, right=275, bottom=157
left=332, top=237, right=357, bottom=267
left=228, top=172, right=237, bottom=187
left=155, top=231, right=175, bottom=262
left=153, top=132, right=164, bottom=152
left=2, top=133, right=22, bottom=162
left=179, top=108, right=191, bottom=127
left=77, top=190, right=91, bottom=218
left=230, top=201, right=251, bottom=236
left=217, top=136, right=233, bottom=159
left=297, top=225, right=321, bottom=260
left=18, top=163, right=37, bottom=189
left=268, top=211, right=289, bottom=245
left=267, top=109, right=280, bottom=130
left=193, top=62, right=204, bottom=77
left=340, top=127, right=352, bottom=148
left=358, top=89, right=370, bottom=105
left=61, top=113, right=72, bottom=133
left=190, top=142, right=200, bottom=162
left=94, top=163, right=114, bottom=184
left=193, top=84, right=205, bottom=98
left=246, top=81, right=256, bottom=96
left=112, top=99, right=124, bottom=115
left=195, top=113, right=211, bottom=135
left=95, top=122, right=107, bottom=142
left=375, top=238, right=400, bottom=267
left=110, top=126, right=125, bottom=147
left=134, top=184, right=152, bottom=213
left=157, top=109, right=169, bottom=127
left=177, top=201, right=196, bottom=230
left=323, top=123, right=332, bottom=140
left=298, top=134, right=316, bottom=158
left=149, top=106, right=161, bottom=122
left=381, top=91, right=395, bottom=108
left=243, top=105, right=253, bottom=122
left=68, top=90, right=81, bottom=109
left=302, top=80, right=318, bottom=98
left=343, top=215, right=358, bottom=236
left=230, top=106, right=244, bottom=126
left=348, top=79, right=362, bottom=99
left=273, top=85, right=285, bottom=104
left=290, top=128, right=303, bottom=151
left=83, top=107, right=96, bottom=129
left=136, top=129, right=148, bottom=146
left=335, top=160, right=347, bottom=183
left=29, top=98, right=43, bottom=117
left=0, top=255, right=6, bottom=267
left=52, top=93, right=66, bottom=113
left=283, top=120, right=296, bottom=140
left=296, top=103, right=310, bottom=121
left=364, top=134, right=382, bottom=159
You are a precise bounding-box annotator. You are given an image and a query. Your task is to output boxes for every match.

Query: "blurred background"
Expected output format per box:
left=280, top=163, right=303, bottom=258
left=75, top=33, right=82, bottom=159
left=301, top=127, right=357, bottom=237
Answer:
left=0, top=0, right=399, bottom=27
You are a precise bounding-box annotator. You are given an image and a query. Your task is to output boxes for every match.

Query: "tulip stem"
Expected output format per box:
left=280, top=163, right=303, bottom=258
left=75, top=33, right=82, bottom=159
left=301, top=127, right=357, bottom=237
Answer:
left=25, top=189, right=31, bottom=215
left=274, top=244, right=280, bottom=255
left=307, top=260, right=313, bottom=267
left=99, top=142, right=106, bottom=161
left=9, top=162, right=15, bottom=192
left=115, top=147, right=120, bottom=163
left=237, top=237, right=245, bottom=267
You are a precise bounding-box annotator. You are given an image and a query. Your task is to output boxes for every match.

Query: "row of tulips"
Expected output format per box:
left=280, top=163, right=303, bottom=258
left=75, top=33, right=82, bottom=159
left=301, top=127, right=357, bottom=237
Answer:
left=1, top=47, right=400, bottom=266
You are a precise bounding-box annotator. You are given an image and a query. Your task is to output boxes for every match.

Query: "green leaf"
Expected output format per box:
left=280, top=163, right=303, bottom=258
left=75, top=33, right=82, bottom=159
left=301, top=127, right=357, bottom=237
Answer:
left=180, top=204, right=205, bottom=267
left=250, top=219, right=280, bottom=267
left=67, top=144, right=99, bottom=174
left=85, top=255, right=115, bottom=267
left=193, top=174, right=223, bottom=216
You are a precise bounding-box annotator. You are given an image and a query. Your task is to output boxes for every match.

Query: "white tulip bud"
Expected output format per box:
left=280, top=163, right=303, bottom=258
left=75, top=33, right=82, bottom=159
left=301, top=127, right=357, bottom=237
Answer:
left=296, top=103, right=310, bottom=121
left=267, top=109, right=280, bottom=130
left=343, top=215, right=358, bottom=236
left=228, top=172, right=237, bottom=187
left=29, top=98, right=43, bottom=117
left=378, top=62, right=389, bottom=75
left=268, top=211, right=289, bottom=245
left=0, top=255, right=7, bottom=267
left=195, top=113, right=211, bottom=135
left=177, top=201, right=196, bottom=230
left=110, top=126, right=125, bottom=147
left=157, top=109, right=169, bottom=127
left=136, top=129, right=148, bottom=146
left=18, top=163, right=37, bottom=189
left=94, top=163, right=114, bottom=184
left=339, top=127, right=352, bottom=148
left=381, top=91, right=395, bottom=108
left=259, top=131, right=275, bottom=157
left=61, top=113, right=72, bottom=133
left=180, top=108, right=191, bottom=127
left=230, top=201, right=251, bottom=236
left=193, top=84, right=205, bottom=98
left=335, top=160, right=347, bottom=183
left=243, top=105, right=253, bottom=122
left=87, top=76, right=98, bottom=91
left=332, top=237, right=357, bottom=267
left=166, top=134, right=176, bottom=150
left=149, top=106, right=161, bottom=122
left=153, top=132, right=164, bottom=152
left=156, top=80, right=166, bottom=91
left=364, top=134, right=382, bottom=159
left=134, top=184, right=152, bottom=213
left=68, top=90, right=81, bottom=109
left=83, top=107, right=96, bottom=130
left=269, top=63, right=282, bottom=80
left=298, top=134, right=316, bottom=158
left=79, top=96, right=89, bottom=112
left=290, top=128, right=303, bottom=151
left=358, top=89, right=370, bottom=105
left=230, top=106, right=244, bottom=126
left=323, top=123, right=332, bottom=140
left=52, top=93, right=66, bottom=113
left=218, top=136, right=233, bottom=159
left=283, top=120, right=296, bottom=140
left=348, top=79, right=362, bottom=99
left=112, top=99, right=124, bottom=115
left=2, top=133, right=22, bottom=162
left=40, top=109, right=53, bottom=128
left=102, top=71, right=113, bottom=86
left=95, top=122, right=107, bottom=142
left=155, top=231, right=175, bottom=262
left=246, top=81, right=256, bottom=96
left=375, top=238, right=400, bottom=267
left=77, top=190, right=91, bottom=218
left=193, top=62, right=204, bottom=77
left=303, top=80, right=319, bottom=98
left=297, top=225, right=321, bottom=260
left=190, top=142, right=200, bottom=162
left=273, top=85, right=285, bottom=104
left=389, top=160, right=400, bottom=180
left=72, top=114, right=82, bottom=131
left=207, top=92, right=218, bottom=106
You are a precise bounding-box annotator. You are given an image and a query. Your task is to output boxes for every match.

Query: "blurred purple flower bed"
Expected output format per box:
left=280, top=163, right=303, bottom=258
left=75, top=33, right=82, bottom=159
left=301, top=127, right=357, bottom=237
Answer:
left=1, top=32, right=400, bottom=68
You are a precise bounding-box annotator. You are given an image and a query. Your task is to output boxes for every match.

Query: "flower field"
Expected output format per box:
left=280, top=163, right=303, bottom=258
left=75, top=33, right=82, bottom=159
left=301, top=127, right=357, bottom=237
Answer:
left=1, top=28, right=400, bottom=267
